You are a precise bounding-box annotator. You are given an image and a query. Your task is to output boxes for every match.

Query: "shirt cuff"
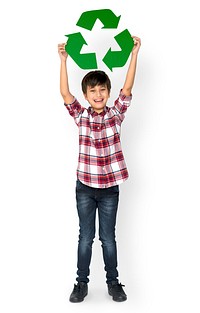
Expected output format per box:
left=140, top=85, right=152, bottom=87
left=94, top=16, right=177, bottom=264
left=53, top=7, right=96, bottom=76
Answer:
left=64, top=97, right=76, bottom=106
left=119, top=89, right=132, bottom=101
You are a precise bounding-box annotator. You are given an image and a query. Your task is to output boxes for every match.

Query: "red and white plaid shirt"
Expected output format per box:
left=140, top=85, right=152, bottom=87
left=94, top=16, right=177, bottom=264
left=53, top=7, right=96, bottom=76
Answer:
left=65, top=90, right=132, bottom=188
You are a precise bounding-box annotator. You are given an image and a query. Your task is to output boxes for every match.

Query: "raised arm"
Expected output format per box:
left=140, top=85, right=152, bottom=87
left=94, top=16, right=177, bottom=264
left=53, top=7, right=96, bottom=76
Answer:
left=122, top=36, right=141, bottom=96
left=58, top=43, right=74, bottom=104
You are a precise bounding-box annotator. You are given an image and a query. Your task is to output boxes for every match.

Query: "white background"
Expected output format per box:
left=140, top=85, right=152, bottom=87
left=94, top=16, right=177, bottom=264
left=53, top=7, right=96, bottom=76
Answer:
left=0, top=0, right=200, bottom=312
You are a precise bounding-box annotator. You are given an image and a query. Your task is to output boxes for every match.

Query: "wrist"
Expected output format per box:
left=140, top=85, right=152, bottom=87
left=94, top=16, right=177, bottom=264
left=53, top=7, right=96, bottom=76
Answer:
left=131, top=51, right=138, bottom=57
left=60, top=58, right=67, bottom=64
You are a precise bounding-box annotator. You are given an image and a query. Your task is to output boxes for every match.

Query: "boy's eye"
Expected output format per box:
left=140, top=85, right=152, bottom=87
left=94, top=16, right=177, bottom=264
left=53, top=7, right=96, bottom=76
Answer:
left=88, top=87, right=106, bottom=93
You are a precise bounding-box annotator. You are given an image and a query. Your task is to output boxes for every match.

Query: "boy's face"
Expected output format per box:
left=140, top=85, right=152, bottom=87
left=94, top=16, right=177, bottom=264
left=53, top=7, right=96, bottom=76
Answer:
left=84, top=84, right=110, bottom=113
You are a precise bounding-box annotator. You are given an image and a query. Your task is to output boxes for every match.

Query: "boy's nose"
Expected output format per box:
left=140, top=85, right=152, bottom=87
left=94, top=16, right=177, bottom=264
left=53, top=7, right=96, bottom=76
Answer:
left=96, top=90, right=101, bottom=97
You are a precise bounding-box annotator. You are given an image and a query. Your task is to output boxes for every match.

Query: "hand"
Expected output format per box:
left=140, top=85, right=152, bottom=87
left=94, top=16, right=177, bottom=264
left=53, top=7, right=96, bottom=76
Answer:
left=132, top=36, right=141, bottom=55
left=58, top=43, right=68, bottom=61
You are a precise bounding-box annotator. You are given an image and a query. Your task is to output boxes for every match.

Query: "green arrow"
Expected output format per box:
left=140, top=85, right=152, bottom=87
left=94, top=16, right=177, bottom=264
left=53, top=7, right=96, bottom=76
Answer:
left=76, top=9, right=121, bottom=31
left=102, top=29, right=134, bottom=71
left=65, top=32, right=97, bottom=69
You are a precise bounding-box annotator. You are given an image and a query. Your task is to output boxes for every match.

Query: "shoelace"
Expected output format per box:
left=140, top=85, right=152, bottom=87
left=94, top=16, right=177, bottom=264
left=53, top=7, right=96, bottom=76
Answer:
left=112, top=283, right=125, bottom=291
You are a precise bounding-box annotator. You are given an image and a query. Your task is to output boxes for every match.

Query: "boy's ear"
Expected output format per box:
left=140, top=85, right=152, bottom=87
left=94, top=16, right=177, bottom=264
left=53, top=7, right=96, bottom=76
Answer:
left=83, top=93, right=88, bottom=100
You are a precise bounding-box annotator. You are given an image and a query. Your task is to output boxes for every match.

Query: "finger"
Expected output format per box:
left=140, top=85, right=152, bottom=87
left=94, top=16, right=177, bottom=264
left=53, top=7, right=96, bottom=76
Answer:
left=58, top=45, right=66, bottom=51
left=132, top=36, right=141, bottom=44
left=133, top=39, right=139, bottom=45
left=132, top=36, right=140, bottom=40
left=58, top=43, right=66, bottom=48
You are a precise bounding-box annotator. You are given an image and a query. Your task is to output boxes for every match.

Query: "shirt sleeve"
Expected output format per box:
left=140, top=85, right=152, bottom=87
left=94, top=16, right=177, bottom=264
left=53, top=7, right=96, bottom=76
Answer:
left=111, top=89, right=132, bottom=122
left=64, top=98, right=85, bottom=126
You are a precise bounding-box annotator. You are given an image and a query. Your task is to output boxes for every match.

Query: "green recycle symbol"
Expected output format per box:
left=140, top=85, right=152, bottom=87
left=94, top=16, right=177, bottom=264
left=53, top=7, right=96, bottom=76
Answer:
left=65, top=9, right=134, bottom=71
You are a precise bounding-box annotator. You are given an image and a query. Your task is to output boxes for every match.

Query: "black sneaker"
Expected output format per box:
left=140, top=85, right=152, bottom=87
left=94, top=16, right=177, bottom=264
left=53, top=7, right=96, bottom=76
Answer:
left=108, top=282, right=127, bottom=302
left=69, top=282, right=88, bottom=303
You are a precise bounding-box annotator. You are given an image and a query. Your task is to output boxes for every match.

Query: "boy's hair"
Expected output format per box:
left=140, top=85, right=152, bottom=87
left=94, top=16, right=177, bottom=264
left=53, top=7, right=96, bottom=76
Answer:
left=81, top=70, right=111, bottom=94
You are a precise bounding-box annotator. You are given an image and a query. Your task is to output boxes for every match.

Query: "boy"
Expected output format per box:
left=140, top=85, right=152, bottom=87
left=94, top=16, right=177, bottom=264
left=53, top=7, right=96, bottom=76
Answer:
left=58, top=36, right=141, bottom=302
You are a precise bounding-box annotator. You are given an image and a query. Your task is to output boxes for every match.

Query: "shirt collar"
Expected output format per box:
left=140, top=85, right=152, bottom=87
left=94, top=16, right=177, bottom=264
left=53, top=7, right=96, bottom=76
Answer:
left=88, top=106, right=108, bottom=117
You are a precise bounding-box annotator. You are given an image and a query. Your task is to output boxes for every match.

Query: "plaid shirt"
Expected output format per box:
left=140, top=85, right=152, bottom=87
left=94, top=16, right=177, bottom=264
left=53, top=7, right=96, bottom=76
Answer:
left=65, top=90, right=132, bottom=188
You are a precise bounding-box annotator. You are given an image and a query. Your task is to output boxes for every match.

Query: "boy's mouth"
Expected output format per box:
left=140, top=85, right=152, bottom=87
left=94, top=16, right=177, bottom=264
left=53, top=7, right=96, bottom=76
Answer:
left=94, top=99, right=103, bottom=103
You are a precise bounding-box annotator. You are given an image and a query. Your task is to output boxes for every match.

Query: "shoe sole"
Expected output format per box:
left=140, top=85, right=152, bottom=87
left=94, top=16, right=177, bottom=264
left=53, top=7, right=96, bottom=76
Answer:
left=108, top=290, right=127, bottom=302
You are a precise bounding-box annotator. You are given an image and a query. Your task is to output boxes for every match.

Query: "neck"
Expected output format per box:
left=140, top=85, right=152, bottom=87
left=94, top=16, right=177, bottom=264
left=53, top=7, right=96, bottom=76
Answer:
left=93, top=108, right=104, bottom=114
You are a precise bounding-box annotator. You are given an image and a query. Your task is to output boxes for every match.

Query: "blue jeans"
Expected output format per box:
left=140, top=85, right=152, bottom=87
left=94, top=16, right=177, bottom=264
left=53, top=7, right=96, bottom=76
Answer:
left=75, top=180, right=119, bottom=284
